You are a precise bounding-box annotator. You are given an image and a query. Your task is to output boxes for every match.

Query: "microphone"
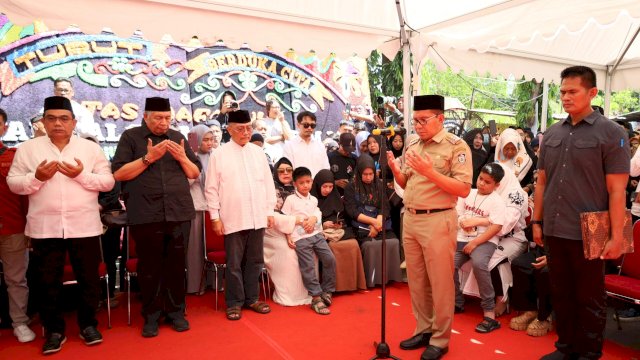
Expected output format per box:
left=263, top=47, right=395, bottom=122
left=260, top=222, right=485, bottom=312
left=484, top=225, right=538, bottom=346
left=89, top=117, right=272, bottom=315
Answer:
left=372, top=126, right=406, bottom=137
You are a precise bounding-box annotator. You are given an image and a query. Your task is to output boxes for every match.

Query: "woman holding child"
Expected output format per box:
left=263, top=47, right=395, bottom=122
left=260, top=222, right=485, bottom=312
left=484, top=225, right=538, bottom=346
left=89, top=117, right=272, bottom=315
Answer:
left=311, top=169, right=367, bottom=292
left=344, top=154, right=403, bottom=288
left=263, top=158, right=311, bottom=306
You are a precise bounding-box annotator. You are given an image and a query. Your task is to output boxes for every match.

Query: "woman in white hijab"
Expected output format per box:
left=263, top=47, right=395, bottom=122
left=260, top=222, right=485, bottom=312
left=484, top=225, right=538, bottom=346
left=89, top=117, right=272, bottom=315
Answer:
left=355, top=131, right=370, bottom=157
left=495, top=128, right=534, bottom=185
left=458, top=162, right=529, bottom=316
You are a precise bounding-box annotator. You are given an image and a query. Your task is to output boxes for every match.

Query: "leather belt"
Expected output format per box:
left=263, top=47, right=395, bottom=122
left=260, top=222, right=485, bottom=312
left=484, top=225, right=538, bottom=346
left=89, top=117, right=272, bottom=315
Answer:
left=406, top=207, right=452, bottom=215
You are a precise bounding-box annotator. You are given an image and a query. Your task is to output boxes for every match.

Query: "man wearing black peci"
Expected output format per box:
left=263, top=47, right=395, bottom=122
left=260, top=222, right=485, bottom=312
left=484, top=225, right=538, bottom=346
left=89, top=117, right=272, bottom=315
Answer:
left=112, top=97, right=201, bottom=338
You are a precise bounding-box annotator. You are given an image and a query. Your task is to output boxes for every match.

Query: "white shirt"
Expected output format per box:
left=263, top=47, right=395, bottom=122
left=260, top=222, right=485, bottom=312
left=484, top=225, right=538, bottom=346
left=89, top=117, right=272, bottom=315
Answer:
left=7, top=136, right=114, bottom=238
left=630, top=149, right=640, bottom=216
left=282, top=136, right=330, bottom=178
left=456, top=189, right=506, bottom=245
left=280, top=190, right=322, bottom=242
left=263, top=118, right=285, bottom=162
left=205, top=140, right=276, bottom=235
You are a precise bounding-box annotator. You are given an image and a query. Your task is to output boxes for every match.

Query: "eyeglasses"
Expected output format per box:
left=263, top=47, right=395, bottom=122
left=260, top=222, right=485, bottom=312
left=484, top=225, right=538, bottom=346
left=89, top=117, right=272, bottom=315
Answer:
left=411, top=114, right=439, bottom=127
left=300, top=123, right=316, bottom=129
left=277, top=167, right=293, bottom=174
left=231, top=125, right=253, bottom=134
left=43, top=115, right=73, bottom=123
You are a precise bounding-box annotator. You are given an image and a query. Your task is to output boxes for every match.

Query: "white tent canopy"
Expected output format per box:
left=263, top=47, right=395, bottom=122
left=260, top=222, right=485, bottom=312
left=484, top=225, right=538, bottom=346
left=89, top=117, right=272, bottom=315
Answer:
left=4, top=0, right=640, bottom=118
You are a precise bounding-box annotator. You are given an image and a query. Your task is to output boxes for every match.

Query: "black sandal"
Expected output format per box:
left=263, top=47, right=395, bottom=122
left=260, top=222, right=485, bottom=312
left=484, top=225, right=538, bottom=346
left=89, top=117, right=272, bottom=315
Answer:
left=311, top=298, right=330, bottom=315
left=226, top=306, right=242, bottom=321
left=320, top=292, right=332, bottom=307
left=246, top=301, right=271, bottom=314
left=475, top=317, right=500, bottom=333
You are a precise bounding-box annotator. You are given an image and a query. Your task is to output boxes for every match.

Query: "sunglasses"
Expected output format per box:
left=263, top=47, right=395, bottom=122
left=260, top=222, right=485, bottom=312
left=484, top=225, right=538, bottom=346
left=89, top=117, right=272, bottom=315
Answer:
left=300, top=123, right=316, bottom=129
left=277, top=167, right=294, bottom=174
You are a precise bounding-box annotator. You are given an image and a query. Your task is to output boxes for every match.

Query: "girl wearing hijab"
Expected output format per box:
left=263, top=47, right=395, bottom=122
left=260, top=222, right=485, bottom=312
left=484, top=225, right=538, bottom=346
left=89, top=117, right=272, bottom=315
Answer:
left=344, top=154, right=403, bottom=287
left=311, top=170, right=366, bottom=292
left=457, top=162, right=529, bottom=317
left=263, top=157, right=312, bottom=306
left=388, top=133, right=404, bottom=159
left=464, top=128, right=490, bottom=187
left=366, top=134, right=383, bottom=175
left=494, top=128, right=534, bottom=186
left=186, top=125, right=214, bottom=294
left=355, top=131, right=370, bottom=157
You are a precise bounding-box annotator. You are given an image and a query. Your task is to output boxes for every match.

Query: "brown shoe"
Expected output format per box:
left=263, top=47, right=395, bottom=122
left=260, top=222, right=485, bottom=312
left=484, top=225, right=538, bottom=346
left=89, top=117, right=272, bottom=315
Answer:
left=526, top=317, right=552, bottom=337
left=510, top=311, right=537, bottom=331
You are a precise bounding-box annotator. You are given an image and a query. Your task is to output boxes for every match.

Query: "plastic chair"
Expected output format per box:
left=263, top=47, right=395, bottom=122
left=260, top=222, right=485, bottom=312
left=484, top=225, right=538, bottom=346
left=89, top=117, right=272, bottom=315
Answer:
left=605, top=219, right=640, bottom=329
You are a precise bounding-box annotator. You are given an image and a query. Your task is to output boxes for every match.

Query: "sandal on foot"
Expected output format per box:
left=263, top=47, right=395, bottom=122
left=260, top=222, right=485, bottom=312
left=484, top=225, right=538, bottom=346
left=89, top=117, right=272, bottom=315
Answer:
left=311, top=298, right=330, bottom=315
left=475, top=317, right=500, bottom=333
left=320, top=292, right=333, bottom=307
left=246, top=301, right=271, bottom=314
left=226, top=306, right=242, bottom=321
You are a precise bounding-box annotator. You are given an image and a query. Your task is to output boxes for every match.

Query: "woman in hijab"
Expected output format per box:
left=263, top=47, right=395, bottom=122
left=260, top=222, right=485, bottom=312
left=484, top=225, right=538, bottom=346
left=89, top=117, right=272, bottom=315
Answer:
left=186, top=124, right=214, bottom=294
left=344, top=154, right=403, bottom=287
left=355, top=131, right=370, bottom=157
left=494, top=128, right=535, bottom=186
left=464, top=128, right=490, bottom=187
left=457, top=162, right=529, bottom=316
left=388, top=133, right=404, bottom=159
left=311, top=170, right=366, bottom=292
left=366, top=134, right=383, bottom=175
left=263, top=157, right=312, bottom=306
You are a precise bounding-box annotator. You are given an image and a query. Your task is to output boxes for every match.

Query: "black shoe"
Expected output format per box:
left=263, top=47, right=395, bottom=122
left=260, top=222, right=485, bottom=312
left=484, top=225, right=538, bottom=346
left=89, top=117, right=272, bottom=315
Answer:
left=475, top=317, right=500, bottom=333
left=79, top=326, right=103, bottom=345
left=399, top=332, right=432, bottom=350
left=166, top=311, right=190, bottom=332
left=454, top=305, right=464, bottom=314
left=142, top=312, right=161, bottom=338
left=421, top=345, right=448, bottom=360
left=42, top=333, right=67, bottom=355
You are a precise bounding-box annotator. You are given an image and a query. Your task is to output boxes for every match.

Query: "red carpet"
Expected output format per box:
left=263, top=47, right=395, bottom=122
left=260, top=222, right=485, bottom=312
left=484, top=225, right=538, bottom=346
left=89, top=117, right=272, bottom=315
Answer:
left=1, top=283, right=638, bottom=359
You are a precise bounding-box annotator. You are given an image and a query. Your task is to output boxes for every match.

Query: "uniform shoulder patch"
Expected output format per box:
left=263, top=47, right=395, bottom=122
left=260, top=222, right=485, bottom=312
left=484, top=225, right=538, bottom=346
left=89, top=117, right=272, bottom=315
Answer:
left=408, top=137, right=421, bottom=147
left=457, top=153, right=466, bottom=164
left=446, top=133, right=462, bottom=145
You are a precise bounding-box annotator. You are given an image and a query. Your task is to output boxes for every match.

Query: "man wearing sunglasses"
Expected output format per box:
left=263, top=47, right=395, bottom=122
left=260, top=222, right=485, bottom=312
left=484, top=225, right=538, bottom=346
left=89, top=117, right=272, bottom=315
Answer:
left=282, top=111, right=330, bottom=178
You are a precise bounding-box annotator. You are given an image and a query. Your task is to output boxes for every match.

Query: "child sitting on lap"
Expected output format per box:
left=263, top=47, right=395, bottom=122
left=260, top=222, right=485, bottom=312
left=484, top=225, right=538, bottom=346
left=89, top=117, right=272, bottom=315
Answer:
left=281, top=167, right=337, bottom=315
left=454, top=162, right=506, bottom=333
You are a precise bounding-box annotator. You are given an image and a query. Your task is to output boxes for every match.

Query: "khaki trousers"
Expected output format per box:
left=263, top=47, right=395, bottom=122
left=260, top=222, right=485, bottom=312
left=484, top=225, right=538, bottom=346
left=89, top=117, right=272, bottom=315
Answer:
left=0, top=233, right=30, bottom=327
left=403, top=209, right=457, bottom=348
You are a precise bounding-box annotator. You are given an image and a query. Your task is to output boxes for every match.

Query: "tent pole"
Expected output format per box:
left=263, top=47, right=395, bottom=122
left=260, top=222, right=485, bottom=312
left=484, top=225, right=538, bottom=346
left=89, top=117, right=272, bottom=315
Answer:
left=403, top=34, right=411, bottom=134
left=604, top=66, right=612, bottom=118
left=540, top=80, right=549, bottom=133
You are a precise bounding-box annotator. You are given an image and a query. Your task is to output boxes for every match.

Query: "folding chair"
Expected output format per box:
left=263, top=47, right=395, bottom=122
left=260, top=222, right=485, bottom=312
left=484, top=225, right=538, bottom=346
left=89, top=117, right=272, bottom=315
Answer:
left=124, top=227, right=138, bottom=325
left=202, top=211, right=271, bottom=310
left=605, top=219, right=640, bottom=329
left=202, top=211, right=226, bottom=310
left=61, top=237, right=111, bottom=328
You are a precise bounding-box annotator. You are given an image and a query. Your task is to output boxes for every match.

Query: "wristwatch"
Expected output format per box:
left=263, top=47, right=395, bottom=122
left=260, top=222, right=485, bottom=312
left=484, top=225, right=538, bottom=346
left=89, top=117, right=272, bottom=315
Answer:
left=142, top=154, right=152, bottom=166
left=531, top=220, right=543, bottom=226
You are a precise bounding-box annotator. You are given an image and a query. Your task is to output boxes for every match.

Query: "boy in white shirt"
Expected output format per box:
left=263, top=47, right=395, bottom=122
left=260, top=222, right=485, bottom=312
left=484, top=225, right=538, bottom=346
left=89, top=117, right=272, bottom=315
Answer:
left=280, top=167, right=336, bottom=315
left=454, top=163, right=506, bottom=333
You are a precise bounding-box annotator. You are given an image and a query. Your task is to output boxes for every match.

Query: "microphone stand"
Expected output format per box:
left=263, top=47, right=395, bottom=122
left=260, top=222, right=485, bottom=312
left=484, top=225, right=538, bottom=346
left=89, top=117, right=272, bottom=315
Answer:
left=370, top=127, right=400, bottom=360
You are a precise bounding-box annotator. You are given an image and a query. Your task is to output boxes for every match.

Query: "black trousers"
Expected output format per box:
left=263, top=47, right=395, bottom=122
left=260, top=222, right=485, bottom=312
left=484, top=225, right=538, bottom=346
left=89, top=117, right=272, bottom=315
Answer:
left=224, top=229, right=265, bottom=308
left=510, top=247, right=552, bottom=320
left=546, top=236, right=606, bottom=359
left=31, top=237, right=101, bottom=335
left=130, top=221, right=188, bottom=317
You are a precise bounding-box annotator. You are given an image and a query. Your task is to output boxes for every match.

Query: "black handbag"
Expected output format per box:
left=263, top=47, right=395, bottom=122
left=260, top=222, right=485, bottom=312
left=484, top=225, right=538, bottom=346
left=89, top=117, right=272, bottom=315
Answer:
left=100, top=209, right=128, bottom=227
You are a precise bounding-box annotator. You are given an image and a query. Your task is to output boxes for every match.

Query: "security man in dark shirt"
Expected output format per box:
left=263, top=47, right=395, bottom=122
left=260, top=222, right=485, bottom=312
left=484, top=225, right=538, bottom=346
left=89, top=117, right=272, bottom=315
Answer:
left=112, top=97, right=201, bottom=338
left=533, top=66, right=629, bottom=360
